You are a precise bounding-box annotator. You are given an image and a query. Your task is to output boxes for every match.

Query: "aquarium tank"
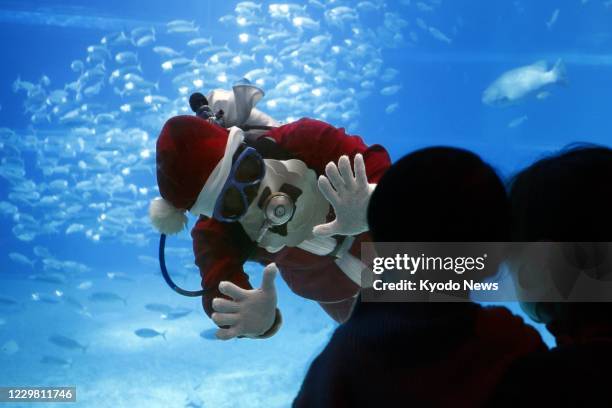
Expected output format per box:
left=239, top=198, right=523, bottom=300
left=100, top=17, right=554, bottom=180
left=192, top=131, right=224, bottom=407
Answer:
left=0, top=0, right=610, bottom=406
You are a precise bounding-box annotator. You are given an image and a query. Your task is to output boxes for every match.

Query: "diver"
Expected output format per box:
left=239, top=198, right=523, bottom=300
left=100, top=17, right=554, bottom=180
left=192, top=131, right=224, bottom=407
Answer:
left=150, top=80, right=391, bottom=340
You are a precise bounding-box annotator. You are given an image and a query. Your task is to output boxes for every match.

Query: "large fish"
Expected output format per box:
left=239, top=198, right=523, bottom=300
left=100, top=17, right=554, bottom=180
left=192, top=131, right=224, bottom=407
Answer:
left=482, top=60, right=567, bottom=106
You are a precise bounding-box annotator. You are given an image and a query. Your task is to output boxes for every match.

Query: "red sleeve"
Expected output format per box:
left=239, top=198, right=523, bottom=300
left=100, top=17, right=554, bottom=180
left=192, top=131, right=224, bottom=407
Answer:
left=264, top=118, right=391, bottom=183
left=191, top=216, right=254, bottom=319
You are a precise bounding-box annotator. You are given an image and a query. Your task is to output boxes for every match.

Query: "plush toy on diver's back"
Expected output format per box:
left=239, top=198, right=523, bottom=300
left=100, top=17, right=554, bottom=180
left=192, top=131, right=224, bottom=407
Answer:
left=188, top=78, right=280, bottom=134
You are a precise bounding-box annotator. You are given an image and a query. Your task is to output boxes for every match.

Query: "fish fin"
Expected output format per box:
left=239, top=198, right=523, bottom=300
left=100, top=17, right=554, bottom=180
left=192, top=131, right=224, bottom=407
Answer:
left=531, top=60, right=548, bottom=70
left=552, top=59, right=568, bottom=85
left=83, top=344, right=89, bottom=354
left=162, top=331, right=167, bottom=341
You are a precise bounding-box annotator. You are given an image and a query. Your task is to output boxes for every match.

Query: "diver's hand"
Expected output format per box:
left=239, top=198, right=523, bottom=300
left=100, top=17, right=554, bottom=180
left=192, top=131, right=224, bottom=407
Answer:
left=212, top=263, right=278, bottom=340
left=314, top=154, right=376, bottom=237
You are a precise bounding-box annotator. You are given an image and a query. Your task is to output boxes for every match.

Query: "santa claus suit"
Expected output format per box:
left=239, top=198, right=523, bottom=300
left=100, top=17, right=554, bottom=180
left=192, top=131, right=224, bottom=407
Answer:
left=151, top=82, right=390, bottom=337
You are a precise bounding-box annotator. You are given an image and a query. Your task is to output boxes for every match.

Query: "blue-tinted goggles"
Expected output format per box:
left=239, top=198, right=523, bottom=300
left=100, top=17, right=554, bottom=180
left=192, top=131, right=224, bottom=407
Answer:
left=213, top=146, right=265, bottom=222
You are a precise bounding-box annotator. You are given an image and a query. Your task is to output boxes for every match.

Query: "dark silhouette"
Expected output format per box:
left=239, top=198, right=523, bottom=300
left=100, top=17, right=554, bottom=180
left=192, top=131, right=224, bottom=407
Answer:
left=489, top=144, right=612, bottom=407
left=294, top=147, right=545, bottom=408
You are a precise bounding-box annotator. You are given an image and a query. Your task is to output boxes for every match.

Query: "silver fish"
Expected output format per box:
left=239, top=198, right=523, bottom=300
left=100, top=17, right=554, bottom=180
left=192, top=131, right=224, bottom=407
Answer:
left=88, top=291, right=127, bottom=306
left=115, top=51, right=138, bottom=65
left=135, top=328, right=167, bottom=340
left=76, top=281, right=92, bottom=290
left=161, top=308, right=192, bottom=321
left=187, top=37, right=212, bottom=48
left=428, top=26, right=452, bottom=44
left=9, top=252, right=34, bottom=268
left=70, top=60, right=84, bottom=73
left=380, top=84, right=402, bottom=96
left=135, top=34, right=156, bottom=48
left=106, top=272, right=133, bottom=282
left=167, top=25, right=200, bottom=34
left=508, top=115, right=528, bottom=128
left=145, top=303, right=174, bottom=314
left=235, top=1, right=261, bottom=14
left=83, top=82, right=103, bottom=98
left=0, top=297, right=18, bottom=307
left=153, top=46, right=182, bottom=58
left=28, top=273, right=66, bottom=284
left=167, top=19, right=194, bottom=28
left=48, top=335, right=88, bottom=353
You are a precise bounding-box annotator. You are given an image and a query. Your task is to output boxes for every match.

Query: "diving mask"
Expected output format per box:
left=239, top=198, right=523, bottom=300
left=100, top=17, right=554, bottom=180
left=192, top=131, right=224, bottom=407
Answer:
left=212, top=145, right=265, bottom=222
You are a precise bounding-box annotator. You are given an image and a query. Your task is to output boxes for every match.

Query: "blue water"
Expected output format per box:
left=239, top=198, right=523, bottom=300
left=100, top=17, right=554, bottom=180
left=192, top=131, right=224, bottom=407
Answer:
left=1, top=0, right=609, bottom=406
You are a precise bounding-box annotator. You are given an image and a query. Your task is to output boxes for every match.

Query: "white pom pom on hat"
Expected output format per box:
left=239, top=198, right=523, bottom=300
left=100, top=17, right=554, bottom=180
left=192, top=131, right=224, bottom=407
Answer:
left=149, top=197, right=188, bottom=235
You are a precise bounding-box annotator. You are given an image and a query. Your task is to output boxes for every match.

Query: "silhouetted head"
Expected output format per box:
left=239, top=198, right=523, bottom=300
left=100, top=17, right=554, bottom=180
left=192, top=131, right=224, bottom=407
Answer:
left=368, top=146, right=510, bottom=243
left=510, top=144, right=612, bottom=242
left=509, top=144, right=612, bottom=332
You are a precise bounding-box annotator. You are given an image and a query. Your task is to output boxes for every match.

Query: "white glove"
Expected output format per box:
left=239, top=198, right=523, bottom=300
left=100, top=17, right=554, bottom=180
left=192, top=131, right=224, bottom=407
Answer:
left=313, top=154, right=376, bottom=237
left=212, top=263, right=279, bottom=340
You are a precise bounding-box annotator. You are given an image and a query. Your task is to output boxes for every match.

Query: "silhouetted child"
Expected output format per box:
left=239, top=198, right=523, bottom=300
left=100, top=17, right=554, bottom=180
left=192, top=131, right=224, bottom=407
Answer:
left=488, top=145, right=612, bottom=407
left=293, top=147, right=545, bottom=408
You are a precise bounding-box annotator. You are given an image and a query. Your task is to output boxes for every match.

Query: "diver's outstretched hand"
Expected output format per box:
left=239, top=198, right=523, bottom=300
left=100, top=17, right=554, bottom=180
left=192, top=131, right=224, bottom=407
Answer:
left=314, top=154, right=376, bottom=237
left=212, top=263, right=279, bottom=340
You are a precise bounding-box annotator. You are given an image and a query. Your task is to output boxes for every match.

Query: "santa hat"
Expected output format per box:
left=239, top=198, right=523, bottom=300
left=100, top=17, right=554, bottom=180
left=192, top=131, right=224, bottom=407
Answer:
left=149, top=115, right=244, bottom=235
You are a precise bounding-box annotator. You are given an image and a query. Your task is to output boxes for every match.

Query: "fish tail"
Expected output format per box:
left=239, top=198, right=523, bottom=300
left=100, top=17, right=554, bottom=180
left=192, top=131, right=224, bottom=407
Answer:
left=162, top=331, right=167, bottom=341
left=553, top=59, right=568, bottom=85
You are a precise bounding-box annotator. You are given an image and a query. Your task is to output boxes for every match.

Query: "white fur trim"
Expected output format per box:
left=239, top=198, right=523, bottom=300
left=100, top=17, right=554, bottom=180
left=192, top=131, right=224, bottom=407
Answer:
left=189, top=127, right=245, bottom=217
left=149, top=197, right=188, bottom=235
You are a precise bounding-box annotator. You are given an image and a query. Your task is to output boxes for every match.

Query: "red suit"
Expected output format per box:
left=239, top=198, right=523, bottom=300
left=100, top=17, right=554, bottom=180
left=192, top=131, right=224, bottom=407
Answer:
left=191, top=118, right=391, bottom=324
